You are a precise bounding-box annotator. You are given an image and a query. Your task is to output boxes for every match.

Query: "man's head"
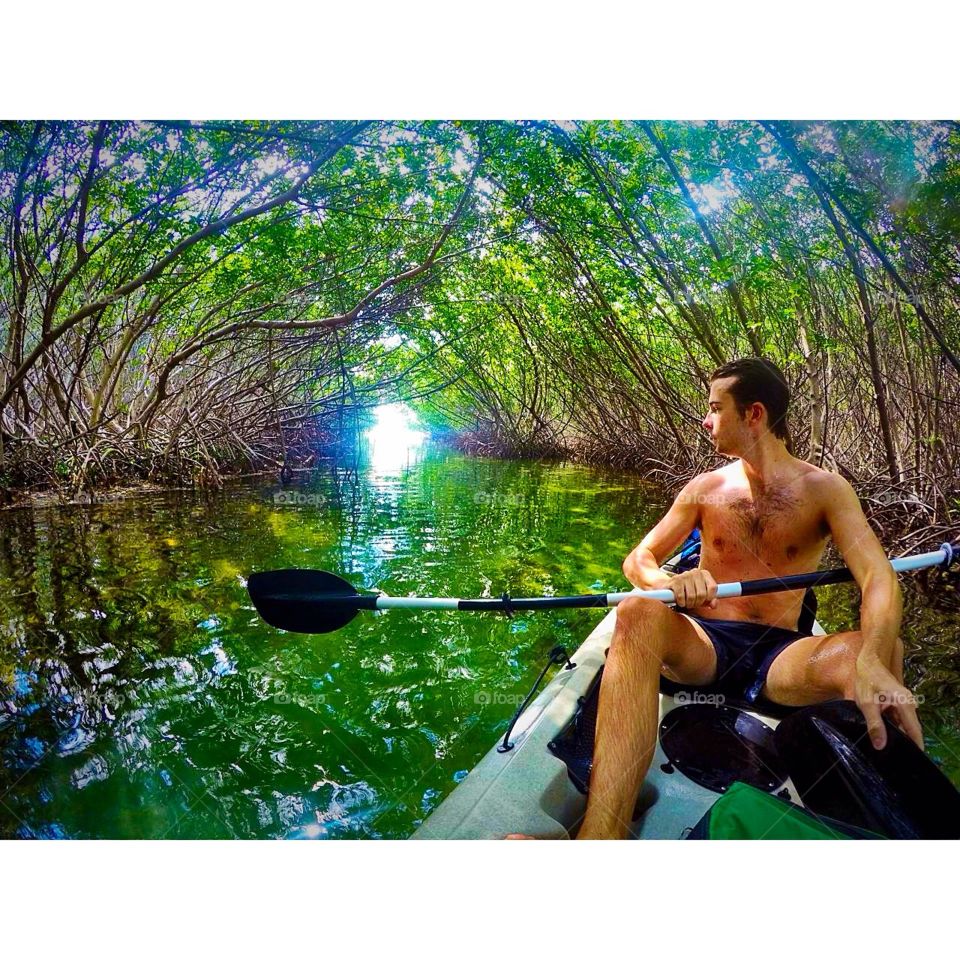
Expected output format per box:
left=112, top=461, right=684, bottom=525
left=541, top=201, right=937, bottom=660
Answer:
left=703, top=358, right=791, bottom=456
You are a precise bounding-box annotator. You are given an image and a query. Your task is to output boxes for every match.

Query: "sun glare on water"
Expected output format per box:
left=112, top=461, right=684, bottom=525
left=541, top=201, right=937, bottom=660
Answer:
left=365, top=404, right=426, bottom=472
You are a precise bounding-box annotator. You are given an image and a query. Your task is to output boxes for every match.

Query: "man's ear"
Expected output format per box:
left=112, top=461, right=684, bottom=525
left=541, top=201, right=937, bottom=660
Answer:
left=749, top=402, right=765, bottom=426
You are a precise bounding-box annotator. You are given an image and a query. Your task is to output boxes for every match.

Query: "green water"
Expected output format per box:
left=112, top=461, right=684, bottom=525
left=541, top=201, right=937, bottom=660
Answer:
left=1, top=444, right=958, bottom=839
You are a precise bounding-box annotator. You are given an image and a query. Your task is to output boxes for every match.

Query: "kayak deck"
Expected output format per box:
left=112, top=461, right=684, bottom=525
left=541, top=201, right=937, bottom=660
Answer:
left=413, top=605, right=822, bottom=840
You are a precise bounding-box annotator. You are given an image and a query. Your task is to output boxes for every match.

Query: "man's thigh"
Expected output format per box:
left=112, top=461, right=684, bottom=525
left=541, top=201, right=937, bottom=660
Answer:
left=762, top=631, right=863, bottom=706
left=664, top=611, right=719, bottom=686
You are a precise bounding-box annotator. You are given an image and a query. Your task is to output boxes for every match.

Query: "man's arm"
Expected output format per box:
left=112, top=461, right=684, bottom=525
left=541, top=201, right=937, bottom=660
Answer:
left=822, top=473, right=903, bottom=662
left=821, top=473, right=920, bottom=749
left=622, top=476, right=719, bottom=609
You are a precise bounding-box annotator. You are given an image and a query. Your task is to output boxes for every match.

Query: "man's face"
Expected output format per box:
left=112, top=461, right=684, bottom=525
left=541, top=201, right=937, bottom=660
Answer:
left=702, top=378, right=750, bottom=456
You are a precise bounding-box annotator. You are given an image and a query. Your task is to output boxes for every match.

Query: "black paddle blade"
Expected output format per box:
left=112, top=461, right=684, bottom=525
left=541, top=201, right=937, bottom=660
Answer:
left=247, top=569, right=369, bottom=634
left=776, top=700, right=960, bottom=839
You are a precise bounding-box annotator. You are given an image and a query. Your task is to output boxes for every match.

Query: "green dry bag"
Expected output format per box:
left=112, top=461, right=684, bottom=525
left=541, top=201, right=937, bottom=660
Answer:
left=687, top=781, right=885, bottom=840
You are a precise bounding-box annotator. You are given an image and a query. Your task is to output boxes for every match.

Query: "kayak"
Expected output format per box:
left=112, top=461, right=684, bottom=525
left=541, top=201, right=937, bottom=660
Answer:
left=413, top=552, right=960, bottom=840
left=412, top=593, right=783, bottom=838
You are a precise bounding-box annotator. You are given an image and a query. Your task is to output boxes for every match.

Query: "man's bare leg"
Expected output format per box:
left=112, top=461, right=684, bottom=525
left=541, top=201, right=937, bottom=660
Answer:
left=575, top=597, right=716, bottom=839
left=762, top=631, right=900, bottom=704
left=505, top=598, right=715, bottom=839
left=762, top=631, right=922, bottom=748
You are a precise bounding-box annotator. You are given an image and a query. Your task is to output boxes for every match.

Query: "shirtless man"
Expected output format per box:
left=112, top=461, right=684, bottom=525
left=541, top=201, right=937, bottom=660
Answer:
left=512, top=357, right=923, bottom=840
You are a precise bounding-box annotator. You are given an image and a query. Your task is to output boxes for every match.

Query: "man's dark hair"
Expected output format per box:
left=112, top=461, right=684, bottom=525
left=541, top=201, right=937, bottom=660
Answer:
left=710, top=358, right=791, bottom=442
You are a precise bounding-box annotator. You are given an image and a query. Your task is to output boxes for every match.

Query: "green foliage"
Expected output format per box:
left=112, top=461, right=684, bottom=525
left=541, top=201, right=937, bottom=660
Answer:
left=1, top=120, right=958, bottom=502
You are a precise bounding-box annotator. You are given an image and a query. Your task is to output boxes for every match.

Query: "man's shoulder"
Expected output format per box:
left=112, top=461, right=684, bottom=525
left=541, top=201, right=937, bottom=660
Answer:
left=799, top=462, right=849, bottom=490
left=685, top=461, right=855, bottom=499
left=796, top=464, right=860, bottom=510
left=682, top=466, right=729, bottom=494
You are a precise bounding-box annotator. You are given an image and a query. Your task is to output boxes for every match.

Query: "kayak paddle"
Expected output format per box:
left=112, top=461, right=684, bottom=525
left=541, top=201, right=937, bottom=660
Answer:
left=247, top=541, right=958, bottom=634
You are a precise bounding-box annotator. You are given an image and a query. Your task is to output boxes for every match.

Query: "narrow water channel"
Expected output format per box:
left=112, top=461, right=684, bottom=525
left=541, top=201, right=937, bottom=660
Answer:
left=1, top=441, right=957, bottom=838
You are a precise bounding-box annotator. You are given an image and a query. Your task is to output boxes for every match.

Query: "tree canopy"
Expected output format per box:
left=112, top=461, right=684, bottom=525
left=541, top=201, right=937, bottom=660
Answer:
left=2, top=120, right=958, bottom=531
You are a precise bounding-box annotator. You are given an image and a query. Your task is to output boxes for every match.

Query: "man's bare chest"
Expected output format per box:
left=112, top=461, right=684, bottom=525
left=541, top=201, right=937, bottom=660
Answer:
left=702, top=487, right=829, bottom=564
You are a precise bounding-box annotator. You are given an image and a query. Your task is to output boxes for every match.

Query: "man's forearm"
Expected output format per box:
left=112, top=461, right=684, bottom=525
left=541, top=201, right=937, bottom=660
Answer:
left=623, top=546, right=674, bottom=590
left=857, top=572, right=903, bottom=664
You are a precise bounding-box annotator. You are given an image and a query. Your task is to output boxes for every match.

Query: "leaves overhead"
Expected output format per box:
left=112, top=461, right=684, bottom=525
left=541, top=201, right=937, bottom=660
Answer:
left=1, top=120, right=959, bottom=525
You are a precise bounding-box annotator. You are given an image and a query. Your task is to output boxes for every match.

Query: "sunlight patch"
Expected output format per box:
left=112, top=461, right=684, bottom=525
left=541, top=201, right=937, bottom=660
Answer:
left=366, top=403, right=426, bottom=473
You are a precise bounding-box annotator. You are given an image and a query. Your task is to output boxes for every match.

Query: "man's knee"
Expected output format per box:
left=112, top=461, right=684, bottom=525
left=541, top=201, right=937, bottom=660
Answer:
left=612, top=597, right=669, bottom=657
left=822, top=631, right=866, bottom=698
left=616, top=596, right=671, bottom=628
left=829, top=632, right=903, bottom=691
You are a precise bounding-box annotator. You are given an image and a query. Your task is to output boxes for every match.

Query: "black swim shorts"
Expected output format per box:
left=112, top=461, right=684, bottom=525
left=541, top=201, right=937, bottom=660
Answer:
left=679, top=614, right=809, bottom=704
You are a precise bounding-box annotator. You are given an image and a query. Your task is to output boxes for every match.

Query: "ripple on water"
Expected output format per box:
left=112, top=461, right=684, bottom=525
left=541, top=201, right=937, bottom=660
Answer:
left=56, top=725, right=96, bottom=757
left=275, top=792, right=305, bottom=828
left=305, top=780, right=390, bottom=839
left=71, top=754, right=110, bottom=790
left=17, top=822, right=69, bottom=839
